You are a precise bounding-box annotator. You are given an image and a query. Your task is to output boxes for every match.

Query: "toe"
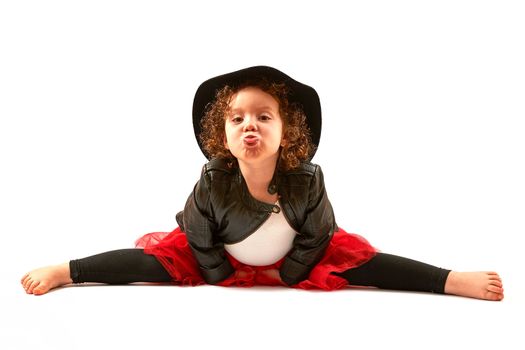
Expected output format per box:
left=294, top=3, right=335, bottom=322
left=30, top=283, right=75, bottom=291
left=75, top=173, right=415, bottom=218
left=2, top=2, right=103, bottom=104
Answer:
left=27, top=280, right=40, bottom=294
left=487, top=284, right=503, bottom=294
left=21, top=273, right=29, bottom=284
left=489, top=280, right=503, bottom=288
left=488, top=275, right=502, bottom=282
left=23, top=277, right=33, bottom=291
left=25, top=280, right=34, bottom=293
left=490, top=291, right=504, bottom=301
left=33, top=283, right=49, bottom=295
left=485, top=292, right=502, bottom=301
left=22, top=274, right=31, bottom=287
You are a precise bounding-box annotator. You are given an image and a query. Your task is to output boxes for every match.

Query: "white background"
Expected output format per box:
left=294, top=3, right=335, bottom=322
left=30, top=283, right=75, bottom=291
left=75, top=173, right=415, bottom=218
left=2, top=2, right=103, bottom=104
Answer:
left=1, top=1, right=524, bottom=349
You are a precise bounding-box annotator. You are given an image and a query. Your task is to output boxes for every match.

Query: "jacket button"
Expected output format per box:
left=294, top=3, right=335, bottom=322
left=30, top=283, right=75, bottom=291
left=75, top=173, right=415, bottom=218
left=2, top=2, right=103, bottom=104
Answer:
left=272, top=205, right=281, bottom=214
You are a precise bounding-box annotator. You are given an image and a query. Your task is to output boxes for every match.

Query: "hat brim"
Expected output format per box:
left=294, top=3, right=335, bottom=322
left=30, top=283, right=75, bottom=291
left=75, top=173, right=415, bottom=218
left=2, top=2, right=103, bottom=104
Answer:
left=192, top=65, right=321, bottom=160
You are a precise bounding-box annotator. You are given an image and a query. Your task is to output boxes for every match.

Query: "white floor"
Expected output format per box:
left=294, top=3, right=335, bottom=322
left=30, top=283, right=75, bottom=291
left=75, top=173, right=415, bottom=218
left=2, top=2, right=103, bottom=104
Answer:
left=4, top=273, right=524, bottom=350
left=2, top=1, right=525, bottom=349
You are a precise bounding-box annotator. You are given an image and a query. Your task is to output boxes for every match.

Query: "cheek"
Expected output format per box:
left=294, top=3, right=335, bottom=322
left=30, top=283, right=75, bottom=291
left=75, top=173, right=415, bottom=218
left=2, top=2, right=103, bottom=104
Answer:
left=223, top=124, right=231, bottom=149
left=277, top=127, right=285, bottom=144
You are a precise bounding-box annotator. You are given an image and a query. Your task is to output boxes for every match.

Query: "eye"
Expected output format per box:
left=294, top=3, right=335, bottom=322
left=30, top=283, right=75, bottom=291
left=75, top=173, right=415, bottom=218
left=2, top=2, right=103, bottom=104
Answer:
left=259, top=114, right=271, bottom=121
left=231, top=116, right=243, bottom=124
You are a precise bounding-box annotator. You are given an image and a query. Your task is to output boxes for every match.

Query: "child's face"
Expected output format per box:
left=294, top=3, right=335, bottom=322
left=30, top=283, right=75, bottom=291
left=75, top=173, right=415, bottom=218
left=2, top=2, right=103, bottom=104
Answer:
left=224, top=87, right=284, bottom=166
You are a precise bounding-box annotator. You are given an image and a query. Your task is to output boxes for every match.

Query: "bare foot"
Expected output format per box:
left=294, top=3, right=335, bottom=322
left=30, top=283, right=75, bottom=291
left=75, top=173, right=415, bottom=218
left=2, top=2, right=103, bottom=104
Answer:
left=444, top=271, right=504, bottom=301
left=21, top=263, right=73, bottom=295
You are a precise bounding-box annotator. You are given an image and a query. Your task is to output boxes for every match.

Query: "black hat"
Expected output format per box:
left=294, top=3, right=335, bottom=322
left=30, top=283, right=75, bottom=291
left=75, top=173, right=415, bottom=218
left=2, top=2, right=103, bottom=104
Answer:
left=192, top=65, right=322, bottom=160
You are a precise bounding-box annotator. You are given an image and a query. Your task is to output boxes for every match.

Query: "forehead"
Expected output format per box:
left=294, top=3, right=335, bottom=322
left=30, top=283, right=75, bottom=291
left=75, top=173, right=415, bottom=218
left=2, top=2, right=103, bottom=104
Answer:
left=229, top=86, right=279, bottom=111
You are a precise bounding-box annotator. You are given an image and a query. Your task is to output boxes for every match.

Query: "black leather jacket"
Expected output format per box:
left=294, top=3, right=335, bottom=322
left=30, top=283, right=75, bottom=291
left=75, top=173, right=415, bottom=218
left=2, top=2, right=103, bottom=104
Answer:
left=176, top=158, right=337, bottom=286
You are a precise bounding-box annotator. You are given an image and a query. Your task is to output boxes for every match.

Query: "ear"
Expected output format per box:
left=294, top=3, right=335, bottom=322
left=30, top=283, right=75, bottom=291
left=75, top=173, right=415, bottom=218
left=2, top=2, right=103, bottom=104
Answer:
left=280, top=137, right=287, bottom=147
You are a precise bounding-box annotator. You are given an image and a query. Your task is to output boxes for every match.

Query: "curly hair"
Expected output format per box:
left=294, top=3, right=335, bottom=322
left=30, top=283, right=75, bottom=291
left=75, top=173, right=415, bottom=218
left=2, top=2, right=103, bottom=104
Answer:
left=199, top=79, right=314, bottom=171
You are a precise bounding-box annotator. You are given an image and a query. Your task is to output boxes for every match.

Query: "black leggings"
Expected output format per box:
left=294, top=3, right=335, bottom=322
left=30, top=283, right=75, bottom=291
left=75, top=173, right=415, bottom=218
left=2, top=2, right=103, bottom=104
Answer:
left=69, top=250, right=451, bottom=294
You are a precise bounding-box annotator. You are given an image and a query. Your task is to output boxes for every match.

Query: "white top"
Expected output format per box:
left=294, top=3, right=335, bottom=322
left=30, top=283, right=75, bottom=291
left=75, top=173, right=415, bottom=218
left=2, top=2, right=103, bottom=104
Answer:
left=224, top=201, right=297, bottom=266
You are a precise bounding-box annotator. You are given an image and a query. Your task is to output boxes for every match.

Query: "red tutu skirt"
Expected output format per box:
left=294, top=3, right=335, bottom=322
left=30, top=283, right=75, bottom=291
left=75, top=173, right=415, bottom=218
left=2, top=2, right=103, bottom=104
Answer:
left=135, top=227, right=377, bottom=291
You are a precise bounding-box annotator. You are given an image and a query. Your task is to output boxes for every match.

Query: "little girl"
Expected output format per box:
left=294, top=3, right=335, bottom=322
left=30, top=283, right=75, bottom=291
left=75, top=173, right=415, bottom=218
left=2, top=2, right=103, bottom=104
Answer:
left=21, top=66, right=504, bottom=300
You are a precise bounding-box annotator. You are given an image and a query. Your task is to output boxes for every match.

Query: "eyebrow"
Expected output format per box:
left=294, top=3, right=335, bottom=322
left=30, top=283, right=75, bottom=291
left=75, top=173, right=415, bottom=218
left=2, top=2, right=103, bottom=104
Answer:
left=229, top=107, right=276, bottom=114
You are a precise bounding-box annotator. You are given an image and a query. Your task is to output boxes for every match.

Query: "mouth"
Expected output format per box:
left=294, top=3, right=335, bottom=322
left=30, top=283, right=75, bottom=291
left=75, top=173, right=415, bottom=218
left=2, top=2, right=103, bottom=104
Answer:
left=243, top=135, right=259, bottom=147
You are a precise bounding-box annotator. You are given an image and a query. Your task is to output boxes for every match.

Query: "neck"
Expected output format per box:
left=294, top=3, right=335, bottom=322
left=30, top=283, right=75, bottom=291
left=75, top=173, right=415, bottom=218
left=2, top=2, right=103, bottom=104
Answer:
left=238, top=158, right=276, bottom=186
left=238, top=156, right=279, bottom=203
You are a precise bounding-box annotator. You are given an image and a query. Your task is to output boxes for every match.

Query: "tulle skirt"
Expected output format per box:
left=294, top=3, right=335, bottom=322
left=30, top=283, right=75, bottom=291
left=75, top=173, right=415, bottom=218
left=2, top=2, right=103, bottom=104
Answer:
left=135, top=227, right=377, bottom=291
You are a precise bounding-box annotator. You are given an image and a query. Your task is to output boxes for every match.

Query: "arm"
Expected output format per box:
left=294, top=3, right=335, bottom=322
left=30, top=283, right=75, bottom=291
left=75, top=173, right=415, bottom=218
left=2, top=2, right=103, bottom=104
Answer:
left=182, top=166, right=234, bottom=284
left=279, top=165, right=336, bottom=286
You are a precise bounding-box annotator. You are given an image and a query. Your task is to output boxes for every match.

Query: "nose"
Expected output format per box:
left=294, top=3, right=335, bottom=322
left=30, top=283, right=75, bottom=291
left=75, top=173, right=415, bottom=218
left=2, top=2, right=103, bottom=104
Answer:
left=243, top=115, right=257, bottom=132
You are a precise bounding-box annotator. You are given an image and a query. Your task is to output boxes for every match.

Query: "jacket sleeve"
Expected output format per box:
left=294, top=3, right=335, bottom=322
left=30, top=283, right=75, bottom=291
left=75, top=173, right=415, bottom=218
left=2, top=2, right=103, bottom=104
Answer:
left=279, top=165, right=336, bottom=286
left=182, top=166, right=234, bottom=284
